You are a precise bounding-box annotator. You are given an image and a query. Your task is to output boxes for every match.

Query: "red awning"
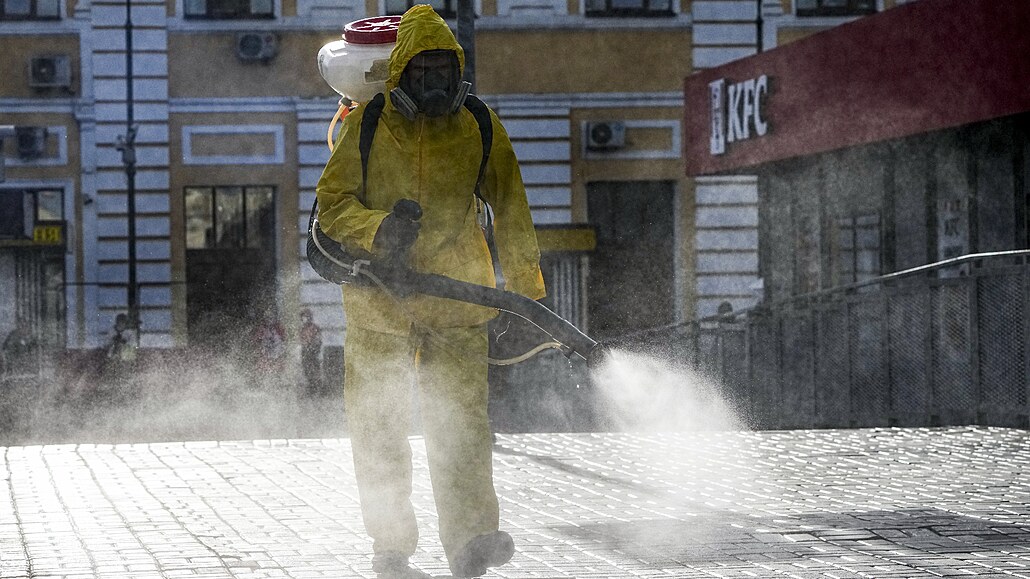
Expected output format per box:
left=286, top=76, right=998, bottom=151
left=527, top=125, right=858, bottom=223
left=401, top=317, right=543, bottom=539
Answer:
left=684, top=0, right=1030, bottom=175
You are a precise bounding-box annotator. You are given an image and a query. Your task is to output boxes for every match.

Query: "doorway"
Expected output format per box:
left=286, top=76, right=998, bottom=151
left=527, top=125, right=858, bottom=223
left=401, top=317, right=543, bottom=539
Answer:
left=586, top=181, right=676, bottom=340
left=0, top=188, right=66, bottom=375
left=183, top=186, right=276, bottom=351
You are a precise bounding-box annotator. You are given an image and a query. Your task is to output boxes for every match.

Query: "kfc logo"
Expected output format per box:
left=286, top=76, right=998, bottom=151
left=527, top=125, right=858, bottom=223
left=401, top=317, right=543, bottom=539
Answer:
left=710, top=74, right=769, bottom=156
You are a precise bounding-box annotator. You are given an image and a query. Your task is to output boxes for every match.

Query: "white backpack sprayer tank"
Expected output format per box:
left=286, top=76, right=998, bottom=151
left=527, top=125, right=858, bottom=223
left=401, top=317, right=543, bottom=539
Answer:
left=316, top=15, right=400, bottom=149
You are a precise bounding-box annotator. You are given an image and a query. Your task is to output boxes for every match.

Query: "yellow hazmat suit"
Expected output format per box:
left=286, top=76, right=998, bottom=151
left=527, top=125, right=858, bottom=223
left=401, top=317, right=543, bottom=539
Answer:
left=315, top=4, right=545, bottom=571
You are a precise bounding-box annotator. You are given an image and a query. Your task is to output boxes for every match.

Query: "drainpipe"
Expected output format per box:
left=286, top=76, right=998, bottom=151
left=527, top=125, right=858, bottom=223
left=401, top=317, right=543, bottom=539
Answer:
left=756, top=0, right=764, bottom=53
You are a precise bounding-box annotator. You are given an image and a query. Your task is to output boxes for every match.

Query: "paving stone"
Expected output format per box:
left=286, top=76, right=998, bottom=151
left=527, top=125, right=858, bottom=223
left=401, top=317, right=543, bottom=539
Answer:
left=0, top=427, right=1029, bottom=577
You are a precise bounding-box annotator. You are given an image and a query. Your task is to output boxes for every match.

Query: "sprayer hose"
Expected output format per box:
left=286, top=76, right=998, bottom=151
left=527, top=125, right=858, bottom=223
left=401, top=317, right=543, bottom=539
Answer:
left=488, top=341, right=565, bottom=366
left=359, top=268, right=565, bottom=366
left=326, top=101, right=349, bottom=152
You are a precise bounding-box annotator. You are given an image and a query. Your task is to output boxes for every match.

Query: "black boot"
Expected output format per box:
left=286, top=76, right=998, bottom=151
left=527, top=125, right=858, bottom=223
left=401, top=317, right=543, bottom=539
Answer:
left=450, top=531, right=515, bottom=578
left=372, top=551, right=432, bottom=579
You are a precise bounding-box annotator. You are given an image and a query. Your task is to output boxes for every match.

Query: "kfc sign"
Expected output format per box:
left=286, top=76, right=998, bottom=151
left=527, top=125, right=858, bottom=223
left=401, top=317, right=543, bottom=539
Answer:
left=709, top=74, right=769, bottom=156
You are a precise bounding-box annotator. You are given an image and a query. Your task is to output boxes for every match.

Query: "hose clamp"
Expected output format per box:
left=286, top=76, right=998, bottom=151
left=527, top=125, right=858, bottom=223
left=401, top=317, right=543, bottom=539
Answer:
left=352, top=259, right=371, bottom=277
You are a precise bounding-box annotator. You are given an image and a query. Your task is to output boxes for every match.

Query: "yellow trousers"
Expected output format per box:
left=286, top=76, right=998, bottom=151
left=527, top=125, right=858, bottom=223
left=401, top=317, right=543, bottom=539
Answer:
left=343, top=323, right=499, bottom=564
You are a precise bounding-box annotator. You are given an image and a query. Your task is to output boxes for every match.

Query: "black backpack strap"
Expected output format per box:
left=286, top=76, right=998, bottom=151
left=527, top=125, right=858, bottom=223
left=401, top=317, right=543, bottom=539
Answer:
left=358, top=92, right=387, bottom=204
left=462, top=94, right=493, bottom=203
left=462, top=94, right=500, bottom=263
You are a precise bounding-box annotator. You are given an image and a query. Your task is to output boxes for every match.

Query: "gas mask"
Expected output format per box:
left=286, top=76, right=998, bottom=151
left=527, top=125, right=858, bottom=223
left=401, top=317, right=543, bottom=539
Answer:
left=391, top=49, right=470, bottom=119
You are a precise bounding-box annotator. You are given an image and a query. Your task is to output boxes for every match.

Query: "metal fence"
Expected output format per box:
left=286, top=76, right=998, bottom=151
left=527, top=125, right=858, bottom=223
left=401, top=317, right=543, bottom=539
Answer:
left=620, top=251, right=1030, bottom=429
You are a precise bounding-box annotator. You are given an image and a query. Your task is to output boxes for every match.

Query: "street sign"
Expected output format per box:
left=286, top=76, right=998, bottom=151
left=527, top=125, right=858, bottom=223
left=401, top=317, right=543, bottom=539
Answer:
left=33, top=224, right=63, bottom=245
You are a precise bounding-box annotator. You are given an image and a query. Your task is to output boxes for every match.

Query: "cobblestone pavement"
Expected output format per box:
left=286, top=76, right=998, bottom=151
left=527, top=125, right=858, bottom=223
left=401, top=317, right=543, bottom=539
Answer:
left=1, top=426, right=1028, bottom=578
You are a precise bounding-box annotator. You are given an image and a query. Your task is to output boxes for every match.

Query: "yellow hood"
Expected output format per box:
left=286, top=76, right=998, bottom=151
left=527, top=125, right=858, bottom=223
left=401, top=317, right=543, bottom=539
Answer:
left=386, top=4, right=465, bottom=91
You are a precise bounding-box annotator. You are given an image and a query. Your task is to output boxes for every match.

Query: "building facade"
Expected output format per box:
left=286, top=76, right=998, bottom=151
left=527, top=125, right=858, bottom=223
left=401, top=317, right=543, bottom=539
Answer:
left=688, top=0, right=919, bottom=317
left=0, top=0, right=934, bottom=383
left=1, top=0, right=696, bottom=376
left=676, top=0, right=1030, bottom=428
left=685, top=0, right=1030, bottom=301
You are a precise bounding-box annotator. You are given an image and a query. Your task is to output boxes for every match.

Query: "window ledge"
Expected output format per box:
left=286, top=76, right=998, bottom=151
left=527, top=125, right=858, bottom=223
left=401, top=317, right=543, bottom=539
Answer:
left=584, top=10, right=676, bottom=17
left=795, top=8, right=875, bottom=17
left=0, top=18, right=77, bottom=33
left=475, top=12, right=690, bottom=29
left=182, top=13, right=276, bottom=20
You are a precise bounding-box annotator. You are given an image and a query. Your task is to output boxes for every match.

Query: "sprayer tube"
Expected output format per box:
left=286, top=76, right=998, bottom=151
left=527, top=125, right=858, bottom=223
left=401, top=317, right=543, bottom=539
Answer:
left=372, top=266, right=598, bottom=361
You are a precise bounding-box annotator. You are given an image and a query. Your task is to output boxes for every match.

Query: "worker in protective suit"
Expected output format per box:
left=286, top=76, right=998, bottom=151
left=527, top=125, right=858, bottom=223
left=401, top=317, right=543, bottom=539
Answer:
left=315, top=5, right=545, bottom=578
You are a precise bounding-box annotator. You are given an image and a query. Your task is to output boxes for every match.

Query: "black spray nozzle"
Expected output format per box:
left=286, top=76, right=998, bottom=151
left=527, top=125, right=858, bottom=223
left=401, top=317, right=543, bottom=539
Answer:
left=586, top=342, right=615, bottom=370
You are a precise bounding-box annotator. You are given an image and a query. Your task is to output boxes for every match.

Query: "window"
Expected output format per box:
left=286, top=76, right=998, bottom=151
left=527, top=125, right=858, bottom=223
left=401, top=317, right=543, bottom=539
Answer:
left=0, top=0, right=58, bottom=19
left=795, top=0, right=875, bottom=17
left=184, top=186, right=275, bottom=249
left=835, top=213, right=880, bottom=285
left=36, top=190, right=62, bottom=221
left=794, top=212, right=820, bottom=295
left=0, top=0, right=60, bottom=20
left=184, top=0, right=273, bottom=19
left=385, top=0, right=455, bottom=18
left=0, top=189, right=63, bottom=241
left=585, top=0, right=673, bottom=17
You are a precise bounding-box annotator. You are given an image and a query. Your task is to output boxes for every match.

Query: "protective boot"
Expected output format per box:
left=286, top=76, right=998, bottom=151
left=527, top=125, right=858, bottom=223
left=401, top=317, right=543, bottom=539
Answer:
left=372, top=551, right=432, bottom=579
left=449, top=531, right=515, bottom=578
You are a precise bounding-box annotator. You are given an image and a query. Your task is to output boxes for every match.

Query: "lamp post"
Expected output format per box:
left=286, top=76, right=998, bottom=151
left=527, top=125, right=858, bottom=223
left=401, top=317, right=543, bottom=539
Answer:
left=756, top=0, right=764, bottom=53
left=457, top=0, right=475, bottom=90
left=115, top=0, right=140, bottom=347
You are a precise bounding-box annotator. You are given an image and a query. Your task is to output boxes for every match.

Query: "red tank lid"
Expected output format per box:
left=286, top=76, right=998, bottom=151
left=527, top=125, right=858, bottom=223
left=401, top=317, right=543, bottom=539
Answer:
left=343, top=15, right=401, bottom=45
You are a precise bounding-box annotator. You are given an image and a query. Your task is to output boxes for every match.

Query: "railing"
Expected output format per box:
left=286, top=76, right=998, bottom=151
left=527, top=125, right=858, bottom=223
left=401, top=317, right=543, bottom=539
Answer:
left=616, top=250, right=1030, bottom=429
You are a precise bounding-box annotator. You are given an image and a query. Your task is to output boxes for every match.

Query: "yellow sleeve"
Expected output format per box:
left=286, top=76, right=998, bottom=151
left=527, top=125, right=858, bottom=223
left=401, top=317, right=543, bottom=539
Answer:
left=315, top=104, right=390, bottom=256
left=480, top=111, right=547, bottom=301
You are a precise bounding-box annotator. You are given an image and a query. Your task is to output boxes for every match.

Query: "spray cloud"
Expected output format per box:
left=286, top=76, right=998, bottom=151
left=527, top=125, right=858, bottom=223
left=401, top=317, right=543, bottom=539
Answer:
left=590, top=348, right=745, bottom=433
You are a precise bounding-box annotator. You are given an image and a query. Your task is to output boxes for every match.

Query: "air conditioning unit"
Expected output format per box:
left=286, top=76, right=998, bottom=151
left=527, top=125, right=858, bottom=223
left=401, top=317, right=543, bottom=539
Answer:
left=586, top=121, right=626, bottom=151
left=236, top=32, right=279, bottom=63
left=28, top=55, right=72, bottom=89
left=16, top=127, right=48, bottom=161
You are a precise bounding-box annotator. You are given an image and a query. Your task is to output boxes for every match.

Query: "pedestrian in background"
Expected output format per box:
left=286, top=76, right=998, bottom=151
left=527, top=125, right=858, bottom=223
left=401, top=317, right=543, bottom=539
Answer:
left=2, top=320, right=39, bottom=379
left=105, top=313, right=137, bottom=364
left=299, top=308, right=323, bottom=396
left=99, top=313, right=138, bottom=401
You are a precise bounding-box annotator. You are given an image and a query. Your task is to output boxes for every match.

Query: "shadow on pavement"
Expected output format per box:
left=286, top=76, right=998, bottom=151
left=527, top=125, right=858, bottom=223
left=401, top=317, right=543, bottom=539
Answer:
left=556, top=508, right=1030, bottom=568
left=492, top=440, right=670, bottom=497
